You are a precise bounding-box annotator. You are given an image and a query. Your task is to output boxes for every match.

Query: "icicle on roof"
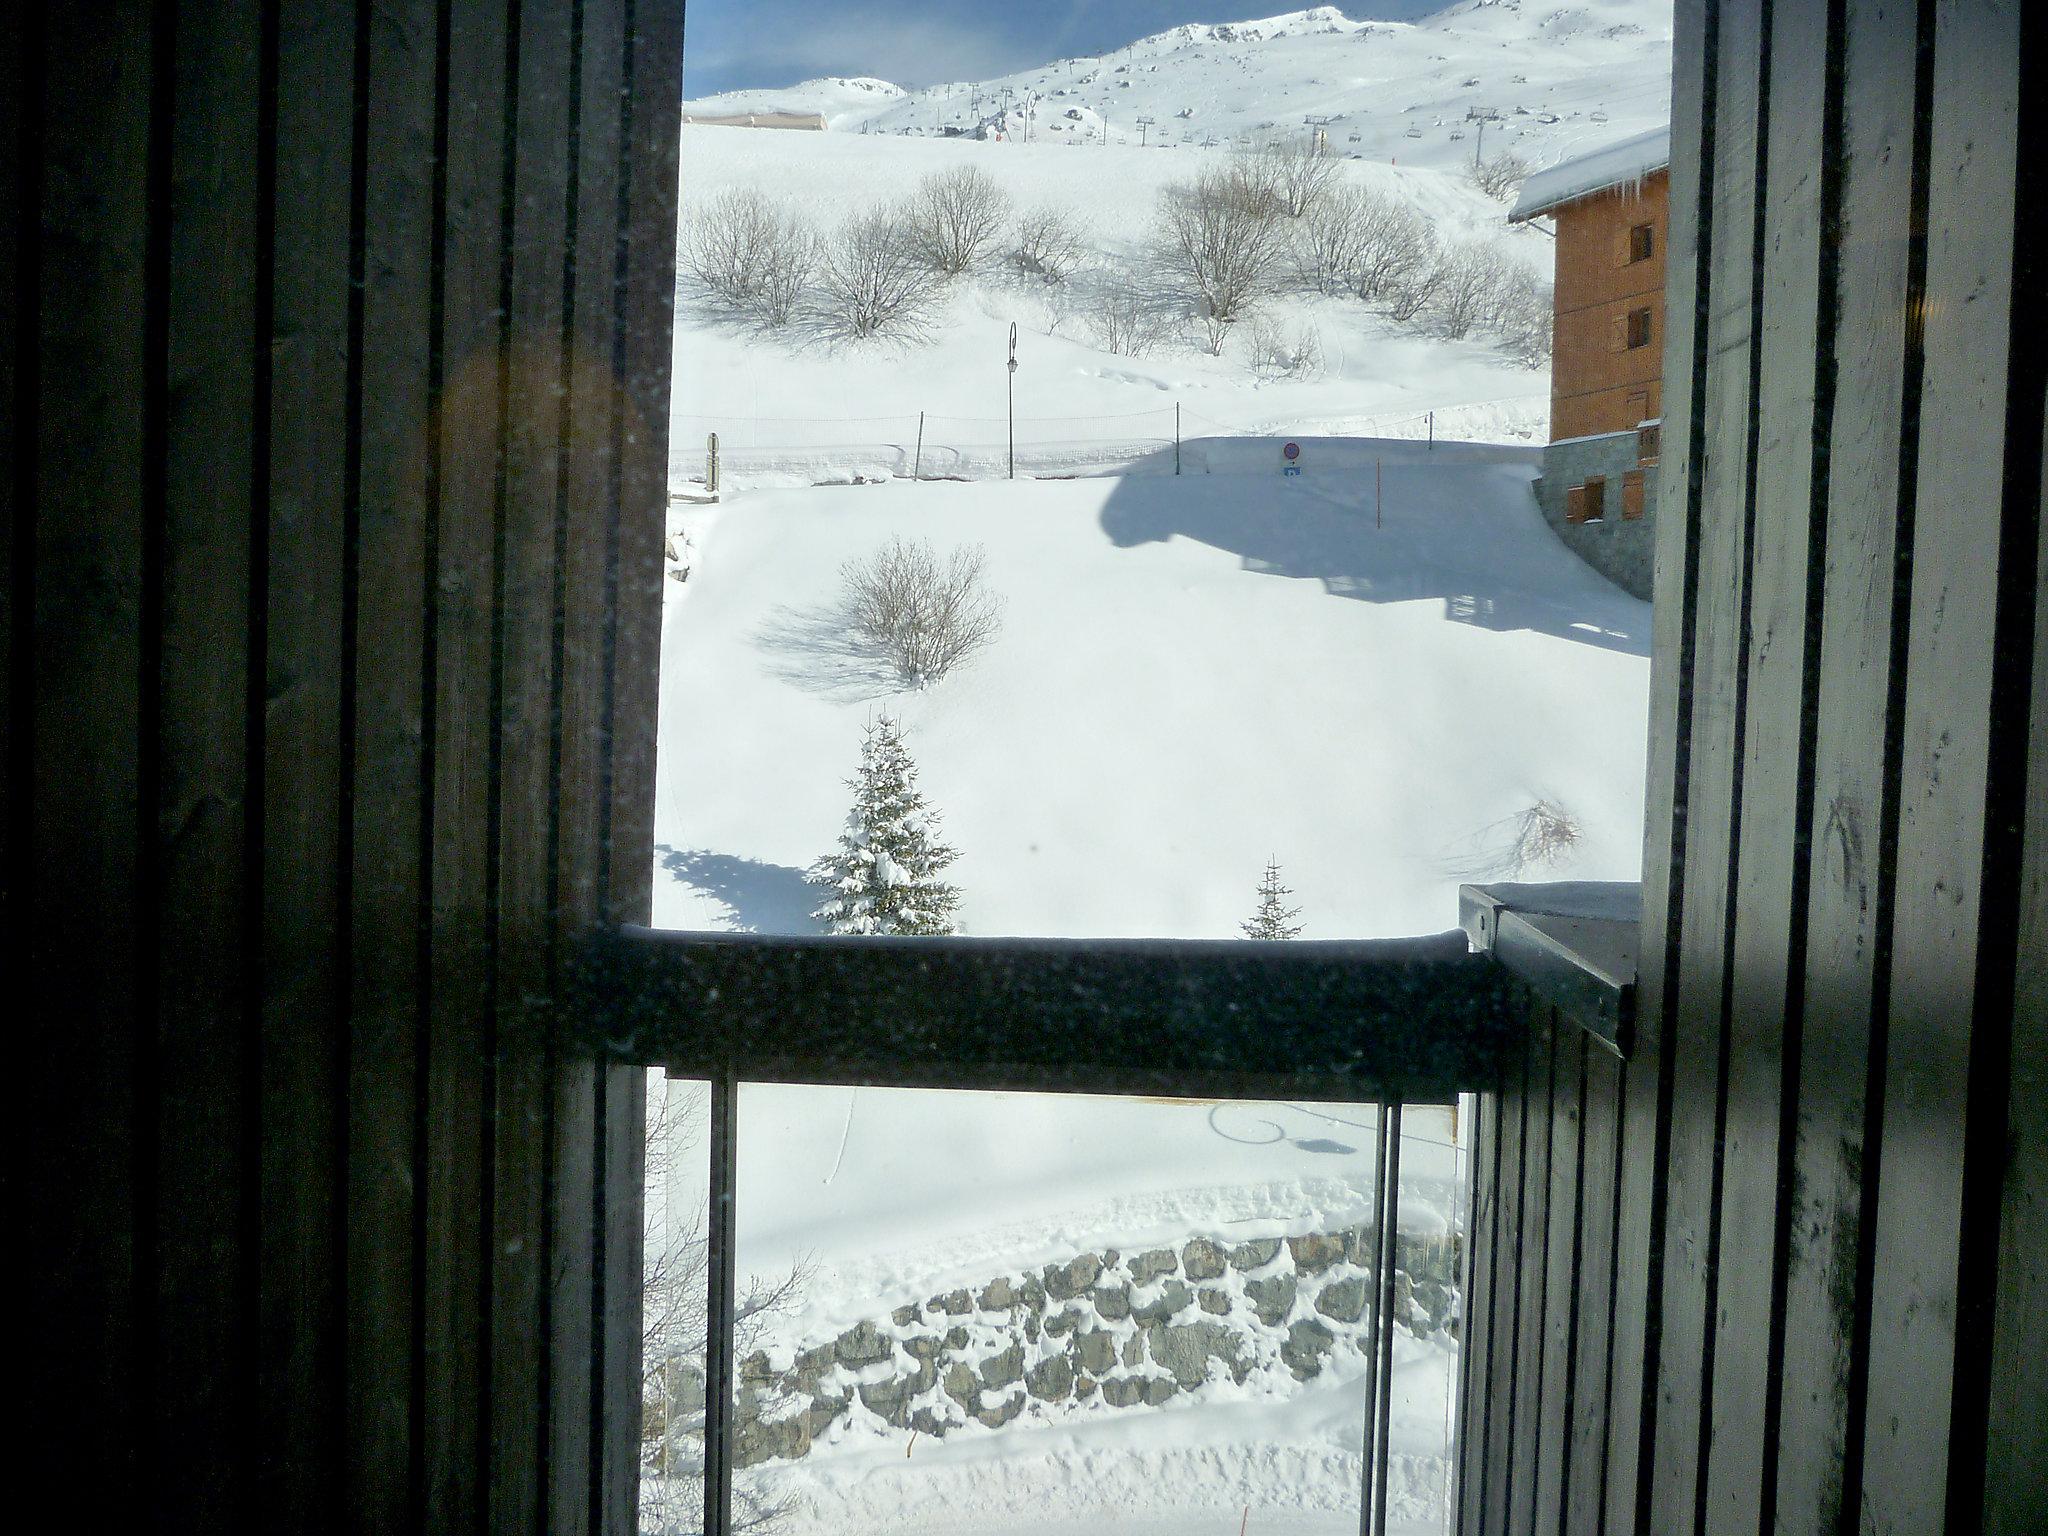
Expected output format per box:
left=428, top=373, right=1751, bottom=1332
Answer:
left=1509, top=124, right=1673, bottom=223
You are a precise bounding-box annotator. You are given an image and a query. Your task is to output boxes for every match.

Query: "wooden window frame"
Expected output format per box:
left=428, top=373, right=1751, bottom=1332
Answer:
left=1626, top=306, right=1654, bottom=349
left=1630, top=221, right=1655, bottom=263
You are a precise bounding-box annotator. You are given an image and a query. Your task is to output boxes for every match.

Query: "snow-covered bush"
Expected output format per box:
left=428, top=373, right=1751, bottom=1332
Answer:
left=839, top=535, right=1005, bottom=686
left=1241, top=859, right=1304, bottom=939
left=1469, top=149, right=1533, bottom=201
left=909, top=165, right=1012, bottom=276
left=1244, top=312, right=1324, bottom=381
left=818, top=204, right=946, bottom=340
left=808, top=715, right=963, bottom=936
left=1157, top=166, right=1290, bottom=354
left=1011, top=205, right=1088, bottom=283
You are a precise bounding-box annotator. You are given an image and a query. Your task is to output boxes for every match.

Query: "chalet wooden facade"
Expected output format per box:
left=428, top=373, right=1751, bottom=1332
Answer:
left=8, top=2, right=2043, bottom=1533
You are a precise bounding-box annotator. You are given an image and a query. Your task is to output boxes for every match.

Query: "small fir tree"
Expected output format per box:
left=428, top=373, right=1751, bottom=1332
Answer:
left=809, top=715, right=962, bottom=935
left=1241, top=859, right=1304, bottom=940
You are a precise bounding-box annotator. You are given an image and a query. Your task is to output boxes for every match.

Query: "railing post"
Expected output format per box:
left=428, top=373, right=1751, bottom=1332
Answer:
left=703, top=1067, right=739, bottom=1536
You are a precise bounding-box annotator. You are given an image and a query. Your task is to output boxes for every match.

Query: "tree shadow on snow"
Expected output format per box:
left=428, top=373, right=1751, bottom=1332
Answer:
left=1094, top=454, right=1649, bottom=658
left=751, top=601, right=904, bottom=703
left=657, top=845, right=819, bottom=934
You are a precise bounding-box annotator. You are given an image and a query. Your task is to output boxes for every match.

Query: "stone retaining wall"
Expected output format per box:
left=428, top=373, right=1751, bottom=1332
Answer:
left=714, top=1225, right=1462, bottom=1467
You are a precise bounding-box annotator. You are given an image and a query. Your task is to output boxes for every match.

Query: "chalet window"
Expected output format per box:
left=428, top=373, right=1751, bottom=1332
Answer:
left=1630, top=221, right=1654, bottom=262
left=1567, top=479, right=1606, bottom=523
left=1626, top=306, right=1653, bottom=349
left=1638, top=420, right=1663, bottom=464
left=1622, top=468, right=1647, bottom=519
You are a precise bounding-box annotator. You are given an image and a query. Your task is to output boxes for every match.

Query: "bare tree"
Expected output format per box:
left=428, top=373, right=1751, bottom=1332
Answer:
left=1243, top=311, right=1324, bottom=381
left=1086, top=271, right=1171, bottom=356
left=681, top=188, right=781, bottom=308
left=752, top=215, right=822, bottom=329
left=1157, top=166, right=1289, bottom=354
left=1291, top=185, right=1374, bottom=294
left=1490, top=269, right=1554, bottom=366
left=840, top=537, right=1005, bottom=687
left=1425, top=243, right=1507, bottom=339
left=640, top=1079, right=811, bottom=1535
left=1382, top=230, right=1448, bottom=323
left=1011, top=205, right=1088, bottom=283
left=1468, top=149, right=1533, bottom=201
left=909, top=165, right=1012, bottom=276
left=1256, top=137, right=1341, bottom=219
left=818, top=205, right=946, bottom=340
left=1350, top=193, right=1436, bottom=302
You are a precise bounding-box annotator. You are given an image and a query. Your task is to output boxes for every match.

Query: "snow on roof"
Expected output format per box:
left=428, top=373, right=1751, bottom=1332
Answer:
left=1509, top=125, right=1672, bottom=222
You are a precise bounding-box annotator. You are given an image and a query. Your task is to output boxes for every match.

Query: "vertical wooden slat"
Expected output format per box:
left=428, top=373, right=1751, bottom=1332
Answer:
left=0, top=0, right=21, bottom=921
left=1454, top=1088, right=1498, bottom=1536
left=1480, top=1026, right=1531, bottom=1534
left=421, top=1, right=510, bottom=1528
left=1861, top=2, right=2023, bottom=1529
left=1978, top=415, right=2047, bottom=1535
left=1614, top=0, right=1713, bottom=1525
left=346, top=0, right=439, bottom=1524
left=1531, top=1030, right=1585, bottom=1535
left=1653, top=0, right=1771, bottom=1526
left=1702, top=0, right=1841, bottom=1528
left=1565, top=1049, right=1622, bottom=1536
left=24, top=0, right=154, bottom=1515
left=259, top=1, right=355, bottom=1523
left=491, top=0, right=575, bottom=1524
left=1505, top=1013, right=1557, bottom=1536
left=156, top=0, right=259, bottom=1526
left=547, top=0, right=627, bottom=1526
left=1774, top=3, right=1926, bottom=1529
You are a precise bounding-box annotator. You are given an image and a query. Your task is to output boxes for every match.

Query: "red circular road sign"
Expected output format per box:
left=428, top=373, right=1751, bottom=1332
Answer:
left=1283, top=441, right=1301, bottom=460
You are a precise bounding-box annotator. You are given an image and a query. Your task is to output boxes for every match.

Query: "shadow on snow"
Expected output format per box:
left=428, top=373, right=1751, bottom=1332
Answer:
left=657, top=845, right=819, bottom=934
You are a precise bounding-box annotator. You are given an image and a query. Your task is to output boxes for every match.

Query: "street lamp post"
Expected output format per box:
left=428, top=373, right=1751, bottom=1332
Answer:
left=1007, top=322, right=1019, bottom=480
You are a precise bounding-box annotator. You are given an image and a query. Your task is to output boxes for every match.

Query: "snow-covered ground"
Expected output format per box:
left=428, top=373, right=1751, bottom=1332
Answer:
left=655, top=447, right=1647, bottom=940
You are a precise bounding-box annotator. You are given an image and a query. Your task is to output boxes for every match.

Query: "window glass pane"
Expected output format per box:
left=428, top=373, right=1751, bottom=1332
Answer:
left=635, top=1083, right=1469, bottom=1535
left=654, top=3, right=1673, bottom=943
left=642, top=1072, right=717, bottom=1529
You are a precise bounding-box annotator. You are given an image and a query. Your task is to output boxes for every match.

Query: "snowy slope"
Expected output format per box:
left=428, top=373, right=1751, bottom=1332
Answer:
left=654, top=444, right=1648, bottom=942
left=671, top=125, right=1558, bottom=474
left=680, top=2, right=1673, bottom=175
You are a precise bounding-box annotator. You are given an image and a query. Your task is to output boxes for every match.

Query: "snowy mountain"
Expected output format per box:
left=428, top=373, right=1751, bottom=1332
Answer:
left=681, top=2, right=1674, bottom=176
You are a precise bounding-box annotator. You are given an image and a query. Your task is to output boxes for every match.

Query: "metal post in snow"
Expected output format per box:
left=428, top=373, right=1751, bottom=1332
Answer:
left=1376, top=458, right=1382, bottom=529
left=1428, top=410, right=1434, bottom=450
left=1175, top=403, right=1181, bottom=475
left=1007, top=323, right=1019, bottom=480
left=914, top=412, right=924, bottom=480
left=707, top=431, right=720, bottom=498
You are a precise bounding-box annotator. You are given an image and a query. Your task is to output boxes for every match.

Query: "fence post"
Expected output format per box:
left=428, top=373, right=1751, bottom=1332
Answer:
left=707, top=431, right=720, bottom=498
left=1377, top=458, right=1382, bottom=529
left=1175, top=403, right=1181, bottom=475
left=913, top=412, right=924, bottom=480
left=1427, top=410, right=1434, bottom=450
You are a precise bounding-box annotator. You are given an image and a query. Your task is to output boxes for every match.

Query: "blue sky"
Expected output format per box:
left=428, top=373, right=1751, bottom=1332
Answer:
left=682, top=2, right=1453, bottom=97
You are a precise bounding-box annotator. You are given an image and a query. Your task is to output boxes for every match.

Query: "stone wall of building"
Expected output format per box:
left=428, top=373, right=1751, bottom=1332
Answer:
left=1533, top=429, right=1658, bottom=602
left=702, top=1225, right=1461, bottom=1468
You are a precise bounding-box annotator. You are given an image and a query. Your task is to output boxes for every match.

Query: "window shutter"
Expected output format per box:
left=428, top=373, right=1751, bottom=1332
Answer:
left=1567, top=484, right=1589, bottom=523
left=1613, top=227, right=1631, bottom=267
left=1611, top=315, right=1628, bottom=352
left=1623, top=469, right=1647, bottom=519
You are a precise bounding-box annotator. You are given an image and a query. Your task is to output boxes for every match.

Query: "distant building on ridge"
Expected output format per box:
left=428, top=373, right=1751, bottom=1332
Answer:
left=1511, top=126, right=1670, bottom=602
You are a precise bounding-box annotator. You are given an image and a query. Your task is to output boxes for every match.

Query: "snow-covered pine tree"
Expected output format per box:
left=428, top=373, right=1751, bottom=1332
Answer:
left=1241, top=858, right=1304, bottom=940
left=808, top=714, right=963, bottom=935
